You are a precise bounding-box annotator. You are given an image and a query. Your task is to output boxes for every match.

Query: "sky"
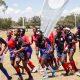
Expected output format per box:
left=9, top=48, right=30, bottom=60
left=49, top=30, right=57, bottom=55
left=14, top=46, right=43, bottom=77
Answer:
left=0, top=0, right=80, bottom=21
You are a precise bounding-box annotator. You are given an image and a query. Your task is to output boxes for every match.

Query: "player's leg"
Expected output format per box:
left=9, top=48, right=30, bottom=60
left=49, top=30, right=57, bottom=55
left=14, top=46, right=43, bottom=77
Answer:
left=79, top=41, right=80, bottom=51
left=0, top=63, right=12, bottom=80
left=68, top=49, right=78, bottom=72
left=14, top=56, right=23, bottom=80
left=40, top=56, right=48, bottom=78
left=61, top=53, right=70, bottom=76
left=43, top=54, right=56, bottom=77
left=22, top=53, right=33, bottom=80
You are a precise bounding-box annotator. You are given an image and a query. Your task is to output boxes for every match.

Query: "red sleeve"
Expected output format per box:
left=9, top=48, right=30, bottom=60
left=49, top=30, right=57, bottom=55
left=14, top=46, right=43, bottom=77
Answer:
left=48, top=32, right=55, bottom=45
left=23, top=35, right=30, bottom=44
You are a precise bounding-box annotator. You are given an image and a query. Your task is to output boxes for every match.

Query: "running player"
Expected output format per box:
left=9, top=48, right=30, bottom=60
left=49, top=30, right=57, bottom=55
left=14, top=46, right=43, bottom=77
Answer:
left=14, top=28, right=33, bottom=80
left=55, top=26, right=70, bottom=76
left=31, top=27, right=39, bottom=59
left=20, top=28, right=36, bottom=72
left=6, top=30, right=24, bottom=74
left=36, top=30, right=56, bottom=78
left=75, top=26, right=80, bottom=52
left=0, top=37, right=12, bottom=80
left=48, top=29, right=58, bottom=69
left=31, top=27, right=42, bottom=72
left=64, top=27, right=78, bottom=73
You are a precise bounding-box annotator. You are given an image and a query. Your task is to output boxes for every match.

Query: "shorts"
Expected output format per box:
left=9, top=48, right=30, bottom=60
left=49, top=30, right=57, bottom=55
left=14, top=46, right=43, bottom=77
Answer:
left=68, top=47, right=75, bottom=53
left=48, top=53, right=54, bottom=59
left=57, top=51, right=67, bottom=58
left=10, top=52, right=15, bottom=61
left=10, top=57, right=15, bottom=61
left=40, top=48, right=54, bottom=60
left=57, top=51, right=63, bottom=58
left=40, top=49, right=46, bottom=57
left=18, top=52, right=25, bottom=60
left=25, top=46, right=32, bottom=59
left=56, top=47, right=64, bottom=57
left=42, top=53, right=50, bottom=59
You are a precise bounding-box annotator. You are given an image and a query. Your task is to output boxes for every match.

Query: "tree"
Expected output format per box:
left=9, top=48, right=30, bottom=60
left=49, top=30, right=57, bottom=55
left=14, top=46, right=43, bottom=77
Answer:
left=57, top=15, right=75, bottom=29
left=0, top=18, right=12, bottom=29
left=0, top=0, right=8, bottom=13
left=17, top=17, right=23, bottom=26
left=30, top=16, right=41, bottom=27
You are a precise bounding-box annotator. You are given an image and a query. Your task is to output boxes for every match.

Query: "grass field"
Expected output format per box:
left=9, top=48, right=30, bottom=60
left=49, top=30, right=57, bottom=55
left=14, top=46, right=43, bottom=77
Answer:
left=0, top=29, right=80, bottom=80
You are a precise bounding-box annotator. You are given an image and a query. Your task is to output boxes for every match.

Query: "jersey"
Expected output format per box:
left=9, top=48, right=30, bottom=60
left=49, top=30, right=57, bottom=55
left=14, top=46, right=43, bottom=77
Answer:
left=48, top=31, right=55, bottom=45
left=31, top=34, right=38, bottom=43
left=7, top=37, right=16, bottom=49
left=15, top=36, right=24, bottom=50
left=65, top=32, right=76, bottom=48
left=21, top=35, right=32, bottom=55
left=22, top=35, right=30, bottom=45
left=39, top=37, right=52, bottom=57
left=55, top=32, right=65, bottom=52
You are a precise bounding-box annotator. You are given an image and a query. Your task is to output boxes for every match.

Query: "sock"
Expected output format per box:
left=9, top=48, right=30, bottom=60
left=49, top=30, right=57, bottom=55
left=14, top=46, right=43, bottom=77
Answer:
left=24, top=66, right=32, bottom=77
left=15, top=67, right=23, bottom=79
left=1, top=67, right=10, bottom=79
left=39, top=57, right=42, bottom=64
left=57, top=58, right=61, bottom=66
left=48, top=65, right=55, bottom=73
left=43, top=68, right=48, bottom=77
left=28, top=60, right=35, bottom=69
left=62, top=63, right=69, bottom=73
left=53, top=58, right=58, bottom=67
left=70, top=60, right=78, bottom=71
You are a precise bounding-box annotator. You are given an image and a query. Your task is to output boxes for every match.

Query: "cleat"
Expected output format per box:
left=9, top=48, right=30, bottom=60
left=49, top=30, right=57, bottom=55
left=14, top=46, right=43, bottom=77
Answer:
left=8, top=76, right=12, bottom=80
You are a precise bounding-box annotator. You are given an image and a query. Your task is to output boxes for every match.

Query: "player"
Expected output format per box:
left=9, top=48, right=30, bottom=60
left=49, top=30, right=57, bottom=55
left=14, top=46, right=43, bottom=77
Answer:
left=0, top=37, right=12, bottom=80
left=64, top=27, right=78, bottom=73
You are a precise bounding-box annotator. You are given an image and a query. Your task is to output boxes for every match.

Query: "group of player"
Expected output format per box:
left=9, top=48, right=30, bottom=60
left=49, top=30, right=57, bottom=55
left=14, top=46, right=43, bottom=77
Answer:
left=0, top=25, right=80, bottom=80
left=32, top=26, right=80, bottom=78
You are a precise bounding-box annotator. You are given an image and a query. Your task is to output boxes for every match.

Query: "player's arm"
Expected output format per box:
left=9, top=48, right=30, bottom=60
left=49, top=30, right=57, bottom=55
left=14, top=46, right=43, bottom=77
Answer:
left=0, top=37, right=8, bottom=55
left=14, top=38, right=25, bottom=54
left=72, top=34, right=77, bottom=43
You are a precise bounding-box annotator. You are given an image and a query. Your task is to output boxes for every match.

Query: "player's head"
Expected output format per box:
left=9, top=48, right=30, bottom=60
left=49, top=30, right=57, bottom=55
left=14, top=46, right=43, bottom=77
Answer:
left=36, top=30, right=43, bottom=39
left=64, top=27, right=70, bottom=34
left=14, top=28, right=21, bottom=36
left=36, top=30, right=43, bottom=36
left=7, top=30, right=13, bottom=37
left=20, top=28, right=25, bottom=36
left=56, top=25, right=63, bottom=33
left=33, top=27, right=37, bottom=33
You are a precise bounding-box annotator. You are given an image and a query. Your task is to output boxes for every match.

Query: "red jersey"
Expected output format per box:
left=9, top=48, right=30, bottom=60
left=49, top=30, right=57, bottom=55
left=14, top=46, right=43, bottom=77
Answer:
left=31, top=34, right=38, bottom=44
left=48, top=31, right=56, bottom=45
left=22, top=35, right=30, bottom=45
left=7, top=38, right=16, bottom=49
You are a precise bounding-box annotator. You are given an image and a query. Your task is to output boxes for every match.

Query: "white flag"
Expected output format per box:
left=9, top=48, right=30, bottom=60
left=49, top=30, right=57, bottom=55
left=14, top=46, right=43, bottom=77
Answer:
left=40, top=0, right=69, bottom=37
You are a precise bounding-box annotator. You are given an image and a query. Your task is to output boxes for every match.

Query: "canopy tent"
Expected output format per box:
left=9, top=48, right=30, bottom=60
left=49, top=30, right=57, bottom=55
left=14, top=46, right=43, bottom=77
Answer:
left=40, top=0, right=69, bottom=37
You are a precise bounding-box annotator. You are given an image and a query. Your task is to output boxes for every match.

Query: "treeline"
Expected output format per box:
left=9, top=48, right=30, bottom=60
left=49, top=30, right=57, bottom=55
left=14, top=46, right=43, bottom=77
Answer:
left=0, top=16, right=41, bottom=29
left=0, top=18, right=12, bottom=29
left=57, top=14, right=80, bottom=28
left=0, top=14, right=80, bottom=29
